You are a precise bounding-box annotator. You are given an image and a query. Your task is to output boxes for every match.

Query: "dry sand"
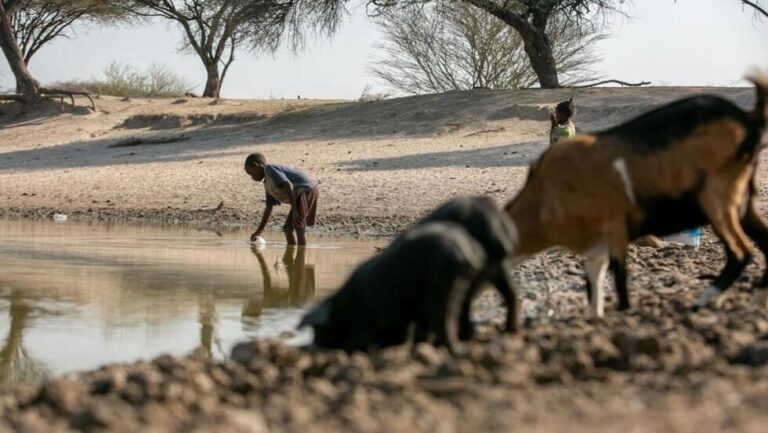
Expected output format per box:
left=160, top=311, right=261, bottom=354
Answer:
left=1, top=86, right=763, bottom=236
left=2, top=87, right=768, bottom=433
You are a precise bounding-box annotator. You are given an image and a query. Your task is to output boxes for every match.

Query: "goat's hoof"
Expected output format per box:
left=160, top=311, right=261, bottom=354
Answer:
left=693, top=285, right=722, bottom=310
left=586, top=306, right=605, bottom=320
left=714, top=294, right=729, bottom=309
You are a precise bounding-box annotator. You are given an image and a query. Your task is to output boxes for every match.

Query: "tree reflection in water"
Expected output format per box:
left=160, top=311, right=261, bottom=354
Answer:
left=0, top=291, right=48, bottom=386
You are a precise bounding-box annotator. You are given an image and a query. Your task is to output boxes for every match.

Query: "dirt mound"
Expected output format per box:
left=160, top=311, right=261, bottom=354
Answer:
left=2, top=280, right=768, bottom=433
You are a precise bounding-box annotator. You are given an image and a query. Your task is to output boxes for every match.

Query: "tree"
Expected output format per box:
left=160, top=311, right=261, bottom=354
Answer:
left=119, top=0, right=350, bottom=98
left=369, top=0, right=625, bottom=88
left=0, top=0, right=124, bottom=103
left=11, top=1, right=122, bottom=66
left=740, top=0, right=767, bottom=18
left=371, top=2, right=604, bottom=93
left=241, top=0, right=348, bottom=50
left=120, top=0, right=259, bottom=98
left=0, top=0, right=42, bottom=103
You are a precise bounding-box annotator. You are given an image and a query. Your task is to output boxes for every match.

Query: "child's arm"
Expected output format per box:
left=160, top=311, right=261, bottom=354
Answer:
left=251, top=204, right=274, bottom=241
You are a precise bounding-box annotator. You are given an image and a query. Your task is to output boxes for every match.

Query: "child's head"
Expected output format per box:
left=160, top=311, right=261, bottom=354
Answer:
left=554, top=97, right=574, bottom=124
left=244, top=153, right=267, bottom=181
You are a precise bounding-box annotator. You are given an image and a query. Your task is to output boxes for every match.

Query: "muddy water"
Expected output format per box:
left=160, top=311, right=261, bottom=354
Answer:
left=0, top=219, right=382, bottom=387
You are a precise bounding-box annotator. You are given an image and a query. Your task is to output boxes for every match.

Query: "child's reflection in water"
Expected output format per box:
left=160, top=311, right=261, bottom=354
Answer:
left=242, top=245, right=316, bottom=319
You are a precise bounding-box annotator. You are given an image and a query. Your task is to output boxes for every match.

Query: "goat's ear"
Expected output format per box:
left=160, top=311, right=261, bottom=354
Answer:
left=298, top=300, right=332, bottom=329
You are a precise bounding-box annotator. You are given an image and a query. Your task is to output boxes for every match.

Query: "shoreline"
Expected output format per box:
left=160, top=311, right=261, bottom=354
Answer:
left=0, top=206, right=416, bottom=239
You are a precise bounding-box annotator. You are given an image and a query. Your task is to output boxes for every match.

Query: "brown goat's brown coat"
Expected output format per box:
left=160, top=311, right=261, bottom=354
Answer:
left=505, top=74, right=768, bottom=316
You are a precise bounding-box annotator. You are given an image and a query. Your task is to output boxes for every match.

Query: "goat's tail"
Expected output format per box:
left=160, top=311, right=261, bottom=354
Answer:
left=747, top=69, right=768, bottom=129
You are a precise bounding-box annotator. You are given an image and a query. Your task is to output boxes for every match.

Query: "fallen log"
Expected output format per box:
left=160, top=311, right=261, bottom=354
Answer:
left=108, top=134, right=190, bottom=148
left=567, top=79, right=652, bottom=88
left=0, top=89, right=96, bottom=111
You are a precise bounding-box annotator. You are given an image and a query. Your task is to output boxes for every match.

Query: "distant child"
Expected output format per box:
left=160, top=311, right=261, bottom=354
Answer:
left=244, top=153, right=319, bottom=246
left=549, top=97, right=576, bottom=146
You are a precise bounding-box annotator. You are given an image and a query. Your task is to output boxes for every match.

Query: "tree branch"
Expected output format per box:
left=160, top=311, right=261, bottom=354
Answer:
left=742, top=0, right=768, bottom=18
left=567, top=79, right=651, bottom=88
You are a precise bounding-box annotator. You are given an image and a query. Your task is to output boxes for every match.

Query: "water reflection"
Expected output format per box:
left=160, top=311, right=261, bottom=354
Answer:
left=243, top=246, right=316, bottom=319
left=0, top=218, right=380, bottom=386
left=0, top=291, right=48, bottom=386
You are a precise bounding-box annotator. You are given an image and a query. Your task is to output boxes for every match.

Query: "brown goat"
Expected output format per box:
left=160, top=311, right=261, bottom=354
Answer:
left=504, top=73, right=768, bottom=317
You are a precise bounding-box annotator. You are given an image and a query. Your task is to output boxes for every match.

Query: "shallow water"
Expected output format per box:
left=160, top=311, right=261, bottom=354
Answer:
left=0, top=218, right=382, bottom=387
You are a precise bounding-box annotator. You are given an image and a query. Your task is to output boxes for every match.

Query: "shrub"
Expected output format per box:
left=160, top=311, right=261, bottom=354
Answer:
left=53, top=62, right=194, bottom=98
left=358, top=84, right=391, bottom=102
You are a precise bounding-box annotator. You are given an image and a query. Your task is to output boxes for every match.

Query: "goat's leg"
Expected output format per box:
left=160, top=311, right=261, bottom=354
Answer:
left=584, top=242, right=609, bottom=318
left=492, top=261, right=520, bottom=333
left=609, top=253, right=630, bottom=310
left=694, top=205, right=753, bottom=309
left=457, top=277, right=482, bottom=340
left=741, top=199, right=768, bottom=305
left=436, top=277, right=473, bottom=353
left=607, top=223, right=631, bottom=310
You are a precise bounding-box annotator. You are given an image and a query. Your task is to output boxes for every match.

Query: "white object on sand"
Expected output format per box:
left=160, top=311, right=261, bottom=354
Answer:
left=664, top=227, right=701, bottom=248
left=253, top=236, right=267, bottom=245
left=53, top=213, right=67, bottom=222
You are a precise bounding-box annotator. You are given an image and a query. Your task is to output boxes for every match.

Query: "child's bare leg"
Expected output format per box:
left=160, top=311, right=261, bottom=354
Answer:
left=283, top=216, right=297, bottom=245
left=296, top=228, right=307, bottom=246
left=283, top=226, right=297, bottom=245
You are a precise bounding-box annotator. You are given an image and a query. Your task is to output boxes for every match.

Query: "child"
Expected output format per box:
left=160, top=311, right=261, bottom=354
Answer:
left=244, top=153, right=319, bottom=246
left=549, top=97, right=576, bottom=146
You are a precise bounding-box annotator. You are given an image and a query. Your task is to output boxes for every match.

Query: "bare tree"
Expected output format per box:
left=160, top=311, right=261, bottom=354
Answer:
left=11, top=1, right=122, bottom=65
left=371, top=2, right=604, bottom=94
left=241, top=0, right=348, bottom=50
left=121, top=0, right=348, bottom=98
left=740, top=0, right=767, bottom=18
left=0, top=0, right=42, bottom=103
left=0, top=0, right=124, bottom=103
left=369, top=0, right=625, bottom=88
left=119, top=0, right=258, bottom=98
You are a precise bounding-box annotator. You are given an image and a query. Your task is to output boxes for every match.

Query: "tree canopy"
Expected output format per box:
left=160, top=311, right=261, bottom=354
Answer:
left=371, top=1, right=605, bottom=93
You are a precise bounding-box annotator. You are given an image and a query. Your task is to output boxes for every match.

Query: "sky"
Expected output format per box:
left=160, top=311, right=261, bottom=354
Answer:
left=0, top=0, right=767, bottom=99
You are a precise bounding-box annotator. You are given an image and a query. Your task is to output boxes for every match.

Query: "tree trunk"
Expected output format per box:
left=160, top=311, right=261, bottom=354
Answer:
left=463, top=0, right=560, bottom=88
left=0, top=4, right=41, bottom=103
left=203, top=62, right=222, bottom=98
left=519, top=27, right=560, bottom=89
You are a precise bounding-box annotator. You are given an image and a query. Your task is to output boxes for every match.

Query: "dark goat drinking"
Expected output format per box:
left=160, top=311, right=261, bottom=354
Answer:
left=504, top=73, right=768, bottom=316
left=415, top=196, right=520, bottom=337
left=299, top=196, right=519, bottom=352
left=299, top=222, right=486, bottom=352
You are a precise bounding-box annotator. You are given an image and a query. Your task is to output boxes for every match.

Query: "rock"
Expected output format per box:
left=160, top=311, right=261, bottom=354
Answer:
left=33, top=378, right=87, bottom=415
left=730, top=343, right=768, bottom=366
left=90, top=368, right=128, bottom=395
left=413, top=343, right=444, bottom=366
left=187, top=409, right=269, bottom=433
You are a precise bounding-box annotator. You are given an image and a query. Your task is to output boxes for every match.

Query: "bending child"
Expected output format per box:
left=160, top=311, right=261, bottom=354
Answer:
left=549, top=97, right=576, bottom=146
left=244, top=153, right=319, bottom=246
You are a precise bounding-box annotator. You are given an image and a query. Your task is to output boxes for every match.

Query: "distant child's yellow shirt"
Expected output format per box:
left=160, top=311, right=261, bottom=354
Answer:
left=550, top=120, right=576, bottom=145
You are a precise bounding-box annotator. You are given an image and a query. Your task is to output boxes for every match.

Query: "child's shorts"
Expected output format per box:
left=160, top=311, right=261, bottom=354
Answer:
left=285, top=186, right=319, bottom=230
